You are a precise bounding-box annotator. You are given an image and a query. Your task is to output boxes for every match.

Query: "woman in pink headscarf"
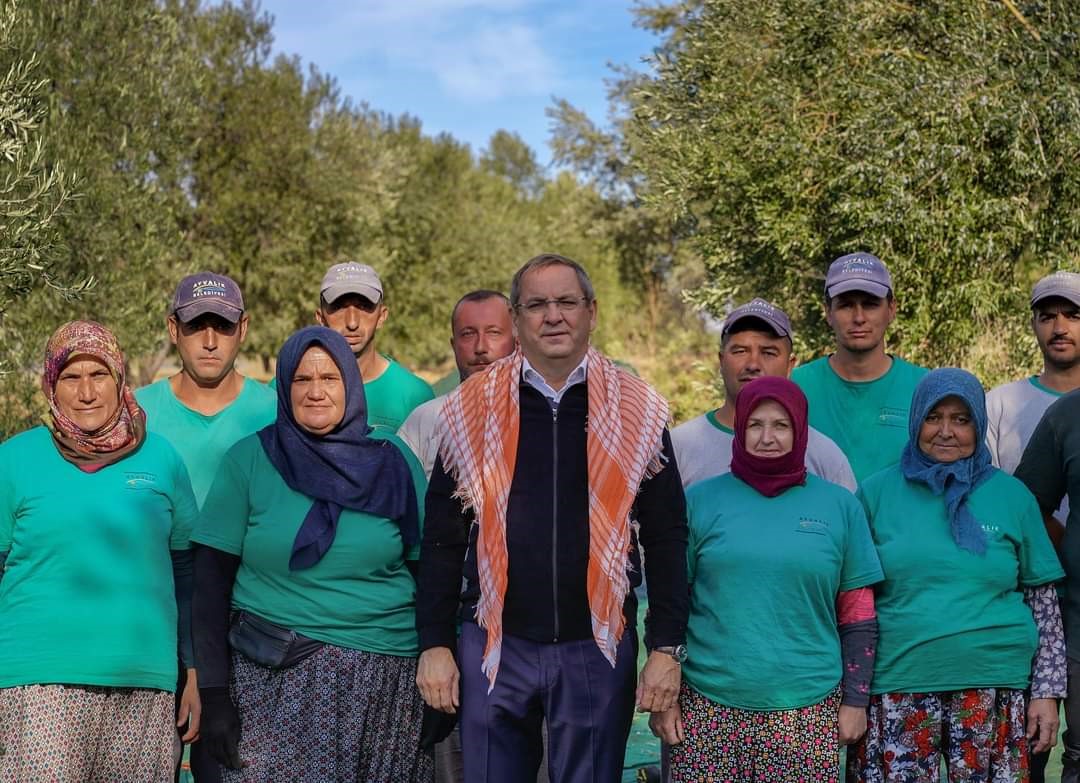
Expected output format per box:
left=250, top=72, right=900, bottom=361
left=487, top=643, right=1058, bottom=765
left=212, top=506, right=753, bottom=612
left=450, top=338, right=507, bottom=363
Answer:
left=651, top=376, right=884, bottom=781
left=0, top=320, right=200, bottom=782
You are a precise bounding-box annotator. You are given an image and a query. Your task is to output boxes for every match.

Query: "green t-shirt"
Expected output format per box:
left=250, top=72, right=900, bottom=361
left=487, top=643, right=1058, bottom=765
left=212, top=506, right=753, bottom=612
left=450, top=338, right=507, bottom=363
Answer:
left=364, top=358, right=434, bottom=432
left=269, top=356, right=433, bottom=433
left=682, top=473, right=883, bottom=710
left=136, top=377, right=276, bottom=505
left=0, top=428, right=198, bottom=691
left=860, top=465, right=1064, bottom=694
left=192, top=432, right=426, bottom=656
left=792, top=355, right=928, bottom=482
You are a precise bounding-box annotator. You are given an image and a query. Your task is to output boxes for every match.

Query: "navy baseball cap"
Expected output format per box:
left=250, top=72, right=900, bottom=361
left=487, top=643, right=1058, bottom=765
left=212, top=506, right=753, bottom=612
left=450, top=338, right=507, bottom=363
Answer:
left=721, top=298, right=792, bottom=339
left=170, top=272, right=244, bottom=323
left=825, top=252, right=893, bottom=299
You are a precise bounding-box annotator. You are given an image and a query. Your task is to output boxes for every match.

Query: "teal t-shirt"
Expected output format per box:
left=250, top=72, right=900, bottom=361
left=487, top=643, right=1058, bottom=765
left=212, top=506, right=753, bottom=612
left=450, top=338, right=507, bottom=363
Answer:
left=682, top=473, right=883, bottom=710
left=136, top=377, right=276, bottom=505
left=364, top=358, right=434, bottom=432
left=860, top=465, right=1064, bottom=694
left=792, top=355, right=928, bottom=482
left=0, top=428, right=198, bottom=691
left=192, top=432, right=426, bottom=656
left=269, top=356, right=433, bottom=433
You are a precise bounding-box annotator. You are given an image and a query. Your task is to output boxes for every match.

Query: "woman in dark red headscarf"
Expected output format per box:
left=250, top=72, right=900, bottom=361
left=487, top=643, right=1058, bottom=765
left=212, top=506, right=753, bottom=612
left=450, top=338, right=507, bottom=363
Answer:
left=651, top=377, right=884, bottom=782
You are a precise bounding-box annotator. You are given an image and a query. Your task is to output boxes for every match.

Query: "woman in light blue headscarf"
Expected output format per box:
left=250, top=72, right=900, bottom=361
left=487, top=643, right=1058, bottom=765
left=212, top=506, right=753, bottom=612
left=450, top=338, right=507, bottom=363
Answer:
left=847, top=368, right=1066, bottom=783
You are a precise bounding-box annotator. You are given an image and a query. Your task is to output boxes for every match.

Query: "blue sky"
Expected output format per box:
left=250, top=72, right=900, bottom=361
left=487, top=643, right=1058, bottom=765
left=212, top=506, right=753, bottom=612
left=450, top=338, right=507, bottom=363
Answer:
left=257, top=0, right=659, bottom=166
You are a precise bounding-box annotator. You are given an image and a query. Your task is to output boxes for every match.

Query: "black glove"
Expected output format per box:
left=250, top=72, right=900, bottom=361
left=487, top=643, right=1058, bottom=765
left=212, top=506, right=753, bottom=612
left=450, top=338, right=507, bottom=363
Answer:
left=199, top=686, right=243, bottom=769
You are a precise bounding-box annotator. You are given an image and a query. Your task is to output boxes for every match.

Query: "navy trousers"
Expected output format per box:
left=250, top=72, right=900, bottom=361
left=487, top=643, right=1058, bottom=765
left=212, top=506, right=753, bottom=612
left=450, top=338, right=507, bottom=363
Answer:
left=458, top=622, right=637, bottom=783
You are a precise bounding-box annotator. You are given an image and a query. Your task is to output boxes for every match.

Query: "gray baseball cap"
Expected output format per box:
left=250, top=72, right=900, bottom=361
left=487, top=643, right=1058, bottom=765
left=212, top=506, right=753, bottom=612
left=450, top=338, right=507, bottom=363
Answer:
left=320, top=262, right=383, bottom=305
left=825, top=252, right=893, bottom=299
left=722, top=298, right=792, bottom=339
left=170, top=272, right=244, bottom=324
left=1031, top=271, right=1080, bottom=309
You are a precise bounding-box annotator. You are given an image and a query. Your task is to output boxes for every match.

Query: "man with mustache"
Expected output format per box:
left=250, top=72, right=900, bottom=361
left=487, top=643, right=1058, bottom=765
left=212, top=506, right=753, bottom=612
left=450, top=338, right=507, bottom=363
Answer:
left=994, top=272, right=1080, bottom=782
left=792, top=252, right=928, bottom=482
left=137, top=272, right=276, bottom=782
left=399, top=290, right=516, bottom=480
left=672, top=298, right=855, bottom=491
left=311, top=262, right=433, bottom=431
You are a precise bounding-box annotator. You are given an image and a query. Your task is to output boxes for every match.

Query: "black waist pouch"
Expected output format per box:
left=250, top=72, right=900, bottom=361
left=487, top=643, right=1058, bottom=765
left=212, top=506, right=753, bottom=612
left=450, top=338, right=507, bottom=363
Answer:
left=228, top=610, right=324, bottom=669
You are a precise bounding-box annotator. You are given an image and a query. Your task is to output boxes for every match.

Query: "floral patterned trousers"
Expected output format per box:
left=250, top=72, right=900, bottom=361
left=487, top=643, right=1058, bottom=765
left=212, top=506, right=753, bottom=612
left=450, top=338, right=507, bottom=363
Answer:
left=846, top=689, right=1029, bottom=783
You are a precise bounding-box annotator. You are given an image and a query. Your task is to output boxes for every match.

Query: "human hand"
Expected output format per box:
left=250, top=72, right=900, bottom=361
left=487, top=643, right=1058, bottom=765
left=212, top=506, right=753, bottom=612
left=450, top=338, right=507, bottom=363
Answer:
left=199, top=686, right=243, bottom=770
left=1027, top=697, right=1059, bottom=754
left=416, top=646, right=460, bottom=714
left=838, top=704, right=867, bottom=745
left=636, top=651, right=681, bottom=713
left=177, top=668, right=201, bottom=742
left=648, top=705, right=685, bottom=745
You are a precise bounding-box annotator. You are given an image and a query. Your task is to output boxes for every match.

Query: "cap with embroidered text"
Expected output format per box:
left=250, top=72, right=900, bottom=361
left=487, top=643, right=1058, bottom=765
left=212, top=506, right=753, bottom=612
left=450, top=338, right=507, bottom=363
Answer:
left=722, top=298, right=792, bottom=339
left=170, top=272, right=244, bottom=324
left=825, top=252, right=893, bottom=299
left=321, top=263, right=383, bottom=305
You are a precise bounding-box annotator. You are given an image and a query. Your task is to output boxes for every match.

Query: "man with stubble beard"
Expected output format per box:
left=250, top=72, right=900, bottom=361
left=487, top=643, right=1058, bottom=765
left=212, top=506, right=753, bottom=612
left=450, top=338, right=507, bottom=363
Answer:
left=792, top=252, right=928, bottom=483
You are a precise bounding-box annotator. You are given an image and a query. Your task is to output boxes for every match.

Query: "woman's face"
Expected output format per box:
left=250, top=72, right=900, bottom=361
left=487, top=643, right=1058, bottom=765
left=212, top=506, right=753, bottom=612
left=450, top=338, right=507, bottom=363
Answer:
left=290, top=346, right=347, bottom=436
left=744, top=399, right=794, bottom=458
left=53, top=354, right=120, bottom=432
left=918, top=395, right=977, bottom=463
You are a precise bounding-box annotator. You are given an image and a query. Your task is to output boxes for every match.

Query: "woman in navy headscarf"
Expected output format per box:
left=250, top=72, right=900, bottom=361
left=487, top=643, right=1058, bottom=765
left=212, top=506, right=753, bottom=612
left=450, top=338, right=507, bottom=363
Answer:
left=191, top=327, right=433, bottom=782
left=847, top=368, right=1065, bottom=783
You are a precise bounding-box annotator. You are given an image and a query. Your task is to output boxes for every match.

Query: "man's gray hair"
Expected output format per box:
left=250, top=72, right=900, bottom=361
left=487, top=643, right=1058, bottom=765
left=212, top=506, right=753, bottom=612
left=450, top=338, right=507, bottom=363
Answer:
left=509, top=253, right=596, bottom=306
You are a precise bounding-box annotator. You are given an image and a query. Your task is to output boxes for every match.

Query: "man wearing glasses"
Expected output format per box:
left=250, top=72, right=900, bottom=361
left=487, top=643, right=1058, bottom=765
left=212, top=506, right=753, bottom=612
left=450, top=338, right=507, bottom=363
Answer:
left=415, top=253, right=689, bottom=783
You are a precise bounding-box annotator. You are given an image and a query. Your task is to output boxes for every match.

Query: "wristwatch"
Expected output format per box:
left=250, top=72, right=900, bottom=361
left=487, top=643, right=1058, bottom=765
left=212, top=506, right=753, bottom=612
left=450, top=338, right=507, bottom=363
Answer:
left=653, top=644, right=688, bottom=664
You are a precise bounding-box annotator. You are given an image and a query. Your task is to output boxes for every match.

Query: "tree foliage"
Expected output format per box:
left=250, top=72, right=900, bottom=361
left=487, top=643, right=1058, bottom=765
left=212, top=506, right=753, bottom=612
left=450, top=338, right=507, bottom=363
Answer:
left=0, top=0, right=664, bottom=435
left=628, top=0, right=1080, bottom=381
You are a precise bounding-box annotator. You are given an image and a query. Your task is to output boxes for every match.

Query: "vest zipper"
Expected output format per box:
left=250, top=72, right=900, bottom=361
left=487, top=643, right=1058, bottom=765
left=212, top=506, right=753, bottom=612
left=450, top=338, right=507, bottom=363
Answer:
left=551, top=404, right=560, bottom=643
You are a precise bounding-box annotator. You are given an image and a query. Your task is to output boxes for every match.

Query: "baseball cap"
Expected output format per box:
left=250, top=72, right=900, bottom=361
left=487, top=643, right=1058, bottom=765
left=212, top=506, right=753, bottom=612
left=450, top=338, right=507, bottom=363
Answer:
left=170, top=272, right=244, bottom=324
left=824, top=252, right=893, bottom=299
left=1031, top=271, right=1080, bottom=309
left=721, top=298, right=792, bottom=339
left=320, top=262, right=383, bottom=305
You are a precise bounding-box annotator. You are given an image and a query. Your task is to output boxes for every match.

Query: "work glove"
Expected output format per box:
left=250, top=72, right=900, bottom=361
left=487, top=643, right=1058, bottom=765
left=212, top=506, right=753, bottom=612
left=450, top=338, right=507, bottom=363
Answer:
left=198, top=686, right=244, bottom=769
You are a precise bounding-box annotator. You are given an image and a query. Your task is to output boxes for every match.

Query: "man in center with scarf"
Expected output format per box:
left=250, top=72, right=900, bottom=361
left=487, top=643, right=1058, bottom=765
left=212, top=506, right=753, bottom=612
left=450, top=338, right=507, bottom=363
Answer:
left=415, top=253, right=690, bottom=783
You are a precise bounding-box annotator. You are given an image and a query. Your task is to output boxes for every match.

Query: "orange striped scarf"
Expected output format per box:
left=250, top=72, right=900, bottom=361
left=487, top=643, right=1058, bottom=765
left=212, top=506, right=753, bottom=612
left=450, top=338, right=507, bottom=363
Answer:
left=437, top=347, right=669, bottom=690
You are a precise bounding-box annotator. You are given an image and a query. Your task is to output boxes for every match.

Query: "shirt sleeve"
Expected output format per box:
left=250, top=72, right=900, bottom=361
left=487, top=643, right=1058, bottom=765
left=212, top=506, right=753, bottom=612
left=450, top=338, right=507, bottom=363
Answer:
left=191, top=445, right=251, bottom=556
left=0, top=444, right=14, bottom=553
left=985, top=391, right=1003, bottom=469
left=636, top=429, right=689, bottom=648
left=169, top=449, right=199, bottom=551
left=839, top=493, right=884, bottom=591
left=1015, top=412, right=1067, bottom=514
left=415, top=454, right=471, bottom=651
left=1016, top=488, right=1065, bottom=587
left=374, top=432, right=428, bottom=561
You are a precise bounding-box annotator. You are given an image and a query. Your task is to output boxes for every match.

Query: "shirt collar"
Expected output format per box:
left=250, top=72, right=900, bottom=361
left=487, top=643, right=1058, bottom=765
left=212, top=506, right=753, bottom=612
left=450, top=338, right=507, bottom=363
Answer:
left=521, top=353, right=589, bottom=406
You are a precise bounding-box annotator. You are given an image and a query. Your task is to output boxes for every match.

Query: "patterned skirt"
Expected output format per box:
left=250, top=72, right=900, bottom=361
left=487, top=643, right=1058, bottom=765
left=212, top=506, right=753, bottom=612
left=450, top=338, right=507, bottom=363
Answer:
left=0, top=683, right=178, bottom=783
left=223, top=644, right=434, bottom=783
left=845, top=689, right=1029, bottom=783
left=668, top=682, right=841, bottom=782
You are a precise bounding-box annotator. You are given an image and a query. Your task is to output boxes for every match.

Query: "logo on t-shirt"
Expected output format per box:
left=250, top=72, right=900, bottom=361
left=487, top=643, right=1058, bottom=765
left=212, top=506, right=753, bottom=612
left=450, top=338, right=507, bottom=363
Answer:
left=124, top=471, right=158, bottom=490
left=878, top=407, right=907, bottom=427
left=796, top=517, right=829, bottom=535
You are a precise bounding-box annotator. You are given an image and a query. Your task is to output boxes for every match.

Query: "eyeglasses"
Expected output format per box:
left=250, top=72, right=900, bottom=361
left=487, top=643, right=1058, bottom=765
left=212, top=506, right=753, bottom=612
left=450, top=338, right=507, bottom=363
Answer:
left=515, top=297, right=591, bottom=316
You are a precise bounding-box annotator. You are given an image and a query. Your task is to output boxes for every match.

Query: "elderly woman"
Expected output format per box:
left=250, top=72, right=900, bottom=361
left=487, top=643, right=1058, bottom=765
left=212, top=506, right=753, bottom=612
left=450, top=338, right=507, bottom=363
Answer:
left=651, top=376, right=883, bottom=781
left=847, top=368, right=1066, bottom=783
left=0, top=320, right=200, bottom=782
left=192, top=325, right=432, bottom=782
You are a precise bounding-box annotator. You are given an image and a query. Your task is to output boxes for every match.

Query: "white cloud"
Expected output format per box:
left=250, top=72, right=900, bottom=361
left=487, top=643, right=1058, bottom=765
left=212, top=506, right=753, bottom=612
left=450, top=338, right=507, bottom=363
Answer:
left=262, top=0, right=559, bottom=103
